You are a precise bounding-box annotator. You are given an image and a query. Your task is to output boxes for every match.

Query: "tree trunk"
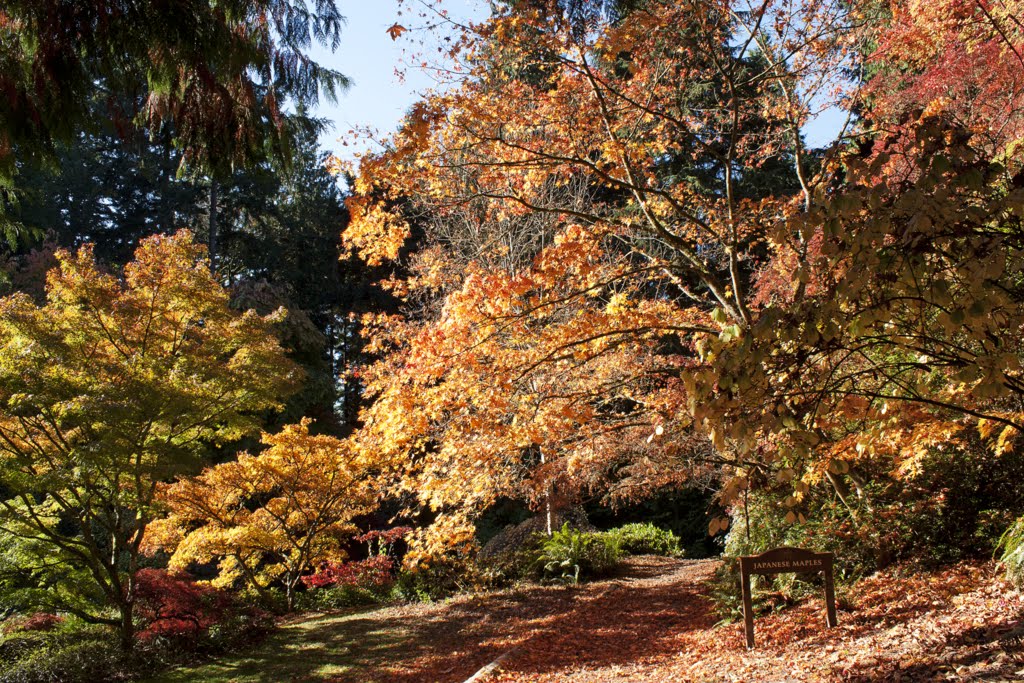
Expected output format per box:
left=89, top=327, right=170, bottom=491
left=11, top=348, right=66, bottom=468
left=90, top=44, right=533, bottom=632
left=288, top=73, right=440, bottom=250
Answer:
left=118, top=599, right=135, bottom=652
left=540, top=449, right=552, bottom=536
left=208, top=178, right=219, bottom=272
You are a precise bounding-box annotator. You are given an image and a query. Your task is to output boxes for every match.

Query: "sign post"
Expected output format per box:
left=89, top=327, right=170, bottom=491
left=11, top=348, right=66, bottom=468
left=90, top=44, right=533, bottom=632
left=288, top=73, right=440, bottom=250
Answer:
left=738, top=546, right=837, bottom=649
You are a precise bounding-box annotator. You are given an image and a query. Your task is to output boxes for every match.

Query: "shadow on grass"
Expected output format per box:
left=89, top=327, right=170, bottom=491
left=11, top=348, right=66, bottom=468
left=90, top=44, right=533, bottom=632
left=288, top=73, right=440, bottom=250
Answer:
left=152, top=558, right=718, bottom=683
left=151, top=609, right=418, bottom=683
left=150, top=586, right=573, bottom=683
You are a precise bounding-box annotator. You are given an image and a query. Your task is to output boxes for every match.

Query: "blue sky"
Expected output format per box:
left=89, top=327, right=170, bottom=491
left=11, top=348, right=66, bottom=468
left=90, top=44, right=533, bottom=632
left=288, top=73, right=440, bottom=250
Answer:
left=309, top=0, right=487, bottom=163
left=311, top=1, right=847, bottom=162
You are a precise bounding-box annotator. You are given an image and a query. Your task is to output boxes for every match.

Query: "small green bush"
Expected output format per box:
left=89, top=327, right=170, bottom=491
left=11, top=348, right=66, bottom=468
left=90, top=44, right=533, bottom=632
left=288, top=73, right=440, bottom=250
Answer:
left=392, top=554, right=479, bottom=602
left=534, top=523, right=622, bottom=584
left=997, top=515, right=1024, bottom=588
left=476, top=510, right=594, bottom=586
left=0, top=625, right=135, bottom=683
left=304, top=584, right=383, bottom=610
left=610, top=523, right=683, bottom=557
left=2, top=638, right=124, bottom=683
left=0, top=633, right=49, bottom=670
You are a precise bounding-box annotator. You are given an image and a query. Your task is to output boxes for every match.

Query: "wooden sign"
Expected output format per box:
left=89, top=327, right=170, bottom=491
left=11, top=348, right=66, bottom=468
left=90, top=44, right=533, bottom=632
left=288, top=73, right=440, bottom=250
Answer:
left=739, top=546, right=837, bottom=649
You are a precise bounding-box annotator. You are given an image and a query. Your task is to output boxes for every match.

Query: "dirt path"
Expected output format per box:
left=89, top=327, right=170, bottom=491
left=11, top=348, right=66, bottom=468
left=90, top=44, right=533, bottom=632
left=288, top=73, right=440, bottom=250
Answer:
left=490, top=561, right=1024, bottom=683
left=479, top=557, right=720, bottom=679
left=325, top=556, right=720, bottom=683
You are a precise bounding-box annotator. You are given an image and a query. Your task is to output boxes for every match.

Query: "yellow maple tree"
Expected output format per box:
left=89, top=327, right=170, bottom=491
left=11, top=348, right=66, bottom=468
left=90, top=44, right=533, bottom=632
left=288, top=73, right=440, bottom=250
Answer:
left=147, top=419, right=377, bottom=610
left=0, top=230, right=298, bottom=648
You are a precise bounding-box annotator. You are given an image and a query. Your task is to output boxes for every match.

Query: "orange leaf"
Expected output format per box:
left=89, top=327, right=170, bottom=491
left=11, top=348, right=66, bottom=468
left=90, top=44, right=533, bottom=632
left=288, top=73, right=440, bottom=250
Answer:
left=386, top=23, right=407, bottom=41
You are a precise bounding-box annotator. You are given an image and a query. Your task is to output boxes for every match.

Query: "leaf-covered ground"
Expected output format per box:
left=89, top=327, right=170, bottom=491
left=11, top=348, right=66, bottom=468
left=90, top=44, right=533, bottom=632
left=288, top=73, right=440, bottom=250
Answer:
left=156, top=557, right=1024, bottom=682
left=489, top=560, right=1024, bottom=682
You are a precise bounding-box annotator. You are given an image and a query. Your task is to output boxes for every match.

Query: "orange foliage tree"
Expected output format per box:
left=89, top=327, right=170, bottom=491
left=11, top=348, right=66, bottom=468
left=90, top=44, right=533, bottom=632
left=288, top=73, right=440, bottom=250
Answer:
left=344, top=0, right=864, bottom=558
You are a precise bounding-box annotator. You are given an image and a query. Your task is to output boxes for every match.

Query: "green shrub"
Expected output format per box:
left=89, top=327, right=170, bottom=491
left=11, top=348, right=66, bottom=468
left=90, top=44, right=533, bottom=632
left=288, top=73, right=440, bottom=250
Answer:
left=0, top=625, right=137, bottom=683
left=0, top=633, right=49, bottom=670
left=476, top=509, right=594, bottom=586
left=534, top=523, right=622, bottom=584
left=392, top=571, right=436, bottom=603
left=392, top=554, right=479, bottom=602
left=200, top=609, right=274, bottom=654
left=997, top=515, right=1024, bottom=588
left=303, top=584, right=383, bottom=610
left=585, top=487, right=720, bottom=558
left=1, top=638, right=125, bottom=683
left=610, top=523, right=683, bottom=557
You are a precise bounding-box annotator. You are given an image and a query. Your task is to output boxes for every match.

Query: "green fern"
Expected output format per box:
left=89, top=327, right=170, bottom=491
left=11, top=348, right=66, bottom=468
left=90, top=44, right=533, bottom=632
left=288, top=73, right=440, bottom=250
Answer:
left=534, top=523, right=621, bottom=584
left=997, top=516, right=1024, bottom=588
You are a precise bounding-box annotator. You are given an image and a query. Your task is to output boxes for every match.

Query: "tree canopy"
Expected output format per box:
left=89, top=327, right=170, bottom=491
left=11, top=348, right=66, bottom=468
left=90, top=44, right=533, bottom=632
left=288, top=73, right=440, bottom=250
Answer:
left=0, top=230, right=298, bottom=647
left=0, top=0, right=349, bottom=246
left=342, top=0, right=1024, bottom=566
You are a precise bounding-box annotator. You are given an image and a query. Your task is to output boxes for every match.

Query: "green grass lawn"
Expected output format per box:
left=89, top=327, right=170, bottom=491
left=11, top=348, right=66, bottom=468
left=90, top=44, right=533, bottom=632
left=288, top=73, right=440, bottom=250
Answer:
left=150, top=608, right=412, bottom=683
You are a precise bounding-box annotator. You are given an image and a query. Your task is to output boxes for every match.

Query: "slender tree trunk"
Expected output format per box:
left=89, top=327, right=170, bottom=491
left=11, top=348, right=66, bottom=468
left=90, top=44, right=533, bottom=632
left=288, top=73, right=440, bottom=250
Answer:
left=208, top=179, right=219, bottom=272
left=541, top=449, right=552, bottom=536
left=847, top=468, right=875, bottom=513
left=826, top=470, right=860, bottom=524
left=545, top=494, right=553, bottom=537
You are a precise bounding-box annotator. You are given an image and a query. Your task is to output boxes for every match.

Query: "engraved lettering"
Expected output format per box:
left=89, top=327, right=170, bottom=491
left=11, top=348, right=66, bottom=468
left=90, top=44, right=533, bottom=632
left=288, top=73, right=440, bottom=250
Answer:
left=740, top=547, right=838, bottom=649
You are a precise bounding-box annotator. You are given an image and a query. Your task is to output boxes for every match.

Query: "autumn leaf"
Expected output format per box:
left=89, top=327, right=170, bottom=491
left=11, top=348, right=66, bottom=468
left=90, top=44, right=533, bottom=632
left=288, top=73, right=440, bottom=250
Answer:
left=386, top=23, right=408, bottom=40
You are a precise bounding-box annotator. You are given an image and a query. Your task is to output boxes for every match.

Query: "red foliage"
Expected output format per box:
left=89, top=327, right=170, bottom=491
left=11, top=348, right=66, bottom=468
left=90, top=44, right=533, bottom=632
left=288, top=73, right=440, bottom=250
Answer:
left=1, top=612, right=64, bottom=634
left=354, top=526, right=412, bottom=548
left=302, top=555, right=397, bottom=590
left=866, top=0, right=1024, bottom=159
left=303, top=527, right=410, bottom=590
left=133, top=568, right=259, bottom=644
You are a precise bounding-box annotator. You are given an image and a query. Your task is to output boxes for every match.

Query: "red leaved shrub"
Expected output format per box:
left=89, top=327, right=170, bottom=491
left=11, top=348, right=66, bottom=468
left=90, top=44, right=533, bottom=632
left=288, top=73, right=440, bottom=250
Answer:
left=303, top=555, right=396, bottom=590
left=1, top=612, right=64, bottom=634
left=134, top=569, right=271, bottom=649
left=134, top=569, right=224, bottom=641
left=303, top=527, right=410, bottom=591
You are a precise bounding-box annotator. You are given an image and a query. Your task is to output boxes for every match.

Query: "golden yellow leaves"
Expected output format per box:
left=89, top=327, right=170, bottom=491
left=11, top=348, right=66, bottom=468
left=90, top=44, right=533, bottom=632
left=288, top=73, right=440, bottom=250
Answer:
left=978, top=414, right=1024, bottom=457
left=149, top=419, right=375, bottom=594
left=344, top=197, right=410, bottom=266
left=0, top=230, right=297, bottom=475
left=892, top=421, right=966, bottom=478
left=403, top=512, right=477, bottom=569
